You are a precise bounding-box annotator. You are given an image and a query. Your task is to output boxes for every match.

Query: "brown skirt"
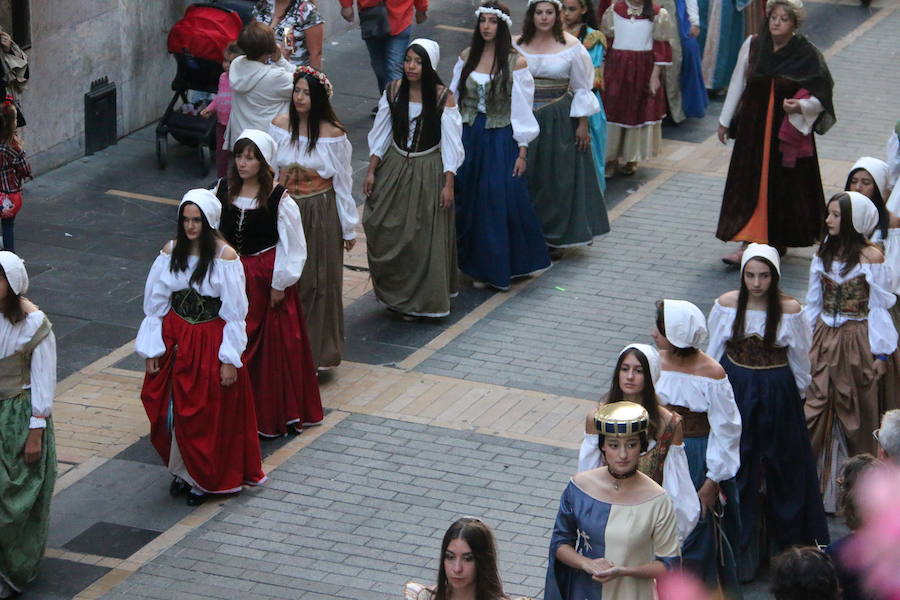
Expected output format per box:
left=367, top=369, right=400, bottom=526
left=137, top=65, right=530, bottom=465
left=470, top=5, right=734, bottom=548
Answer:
left=296, top=188, right=345, bottom=368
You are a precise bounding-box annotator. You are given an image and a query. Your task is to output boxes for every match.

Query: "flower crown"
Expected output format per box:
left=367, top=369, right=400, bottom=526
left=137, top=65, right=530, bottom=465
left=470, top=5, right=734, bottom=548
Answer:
left=527, top=0, right=563, bottom=8
left=474, top=6, right=512, bottom=27
left=294, top=65, right=333, bottom=98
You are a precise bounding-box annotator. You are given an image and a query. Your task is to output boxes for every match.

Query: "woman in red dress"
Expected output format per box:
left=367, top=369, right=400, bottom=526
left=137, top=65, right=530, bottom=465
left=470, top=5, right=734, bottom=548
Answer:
left=216, top=129, right=323, bottom=437
left=137, top=189, right=266, bottom=505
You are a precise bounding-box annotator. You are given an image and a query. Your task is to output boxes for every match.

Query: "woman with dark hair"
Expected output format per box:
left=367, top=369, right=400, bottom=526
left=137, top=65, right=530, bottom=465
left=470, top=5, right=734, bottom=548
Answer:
left=363, top=39, right=464, bottom=318
left=546, top=401, right=680, bottom=600
left=560, top=0, right=608, bottom=191
left=137, top=190, right=265, bottom=506
left=0, top=252, right=56, bottom=598
left=707, top=243, right=828, bottom=580
left=405, top=517, right=514, bottom=600
left=716, top=0, right=835, bottom=265
left=804, top=192, right=897, bottom=512
left=600, top=0, right=673, bottom=177
left=216, top=129, right=322, bottom=437
left=448, top=2, right=550, bottom=291
left=515, top=0, right=609, bottom=256
left=770, top=546, right=841, bottom=600
left=271, top=67, right=358, bottom=369
left=578, top=343, right=699, bottom=543
left=652, top=298, right=742, bottom=595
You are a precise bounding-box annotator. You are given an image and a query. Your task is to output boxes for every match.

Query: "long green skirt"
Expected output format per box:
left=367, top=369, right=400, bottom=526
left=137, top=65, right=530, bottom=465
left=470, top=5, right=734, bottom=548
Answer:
left=363, top=144, right=458, bottom=317
left=0, top=392, right=56, bottom=592
left=528, top=88, right=610, bottom=248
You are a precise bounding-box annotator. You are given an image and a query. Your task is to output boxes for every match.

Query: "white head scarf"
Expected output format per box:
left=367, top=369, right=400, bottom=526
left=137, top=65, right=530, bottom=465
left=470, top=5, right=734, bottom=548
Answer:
left=849, top=157, right=889, bottom=197
left=409, top=38, right=440, bottom=70
left=662, top=299, right=708, bottom=349
left=741, top=243, right=781, bottom=277
left=619, top=343, right=661, bottom=385
left=845, top=191, right=879, bottom=237
left=234, top=129, right=277, bottom=171
left=0, top=251, right=27, bottom=295
left=180, top=189, right=222, bottom=230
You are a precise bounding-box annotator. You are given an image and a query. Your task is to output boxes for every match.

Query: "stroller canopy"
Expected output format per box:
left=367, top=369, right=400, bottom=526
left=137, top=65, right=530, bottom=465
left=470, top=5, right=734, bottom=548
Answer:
left=167, top=3, right=243, bottom=64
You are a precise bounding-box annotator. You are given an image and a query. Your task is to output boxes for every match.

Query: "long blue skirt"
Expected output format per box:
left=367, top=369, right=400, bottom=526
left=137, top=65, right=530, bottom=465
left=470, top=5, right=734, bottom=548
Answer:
left=677, top=0, right=709, bottom=118
left=455, top=114, right=551, bottom=289
left=683, top=435, right=743, bottom=598
left=722, top=355, right=830, bottom=580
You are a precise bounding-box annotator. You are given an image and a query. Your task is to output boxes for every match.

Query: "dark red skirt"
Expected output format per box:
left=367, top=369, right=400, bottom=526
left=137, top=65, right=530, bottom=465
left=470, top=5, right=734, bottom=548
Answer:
left=141, top=311, right=266, bottom=493
left=242, top=248, right=323, bottom=436
left=602, top=49, right=667, bottom=127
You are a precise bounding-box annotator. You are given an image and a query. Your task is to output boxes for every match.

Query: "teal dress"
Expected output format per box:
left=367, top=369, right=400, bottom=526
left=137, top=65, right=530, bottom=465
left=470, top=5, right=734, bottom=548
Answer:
left=581, top=27, right=608, bottom=193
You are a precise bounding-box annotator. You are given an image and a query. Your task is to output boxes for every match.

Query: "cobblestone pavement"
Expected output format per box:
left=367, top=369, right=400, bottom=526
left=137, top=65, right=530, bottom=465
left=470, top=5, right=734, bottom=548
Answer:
left=19, top=1, right=899, bottom=599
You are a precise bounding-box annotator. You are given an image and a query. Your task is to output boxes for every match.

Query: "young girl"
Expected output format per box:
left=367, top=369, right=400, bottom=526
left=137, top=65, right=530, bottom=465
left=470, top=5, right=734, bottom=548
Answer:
left=449, top=1, right=551, bottom=290
left=707, top=243, right=828, bottom=580
left=270, top=67, right=358, bottom=369
left=0, top=252, right=56, bottom=597
left=658, top=0, right=706, bottom=121
left=804, top=191, right=897, bottom=512
left=216, top=129, right=322, bottom=435
left=201, top=42, right=243, bottom=178
left=561, top=0, right=608, bottom=192
left=515, top=0, right=609, bottom=255
left=363, top=39, right=464, bottom=318
left=137, top=190, right=266, bottom=505
left=600, top=0, right=673, bottom=177
left=0, top=100, right=30, bottom=252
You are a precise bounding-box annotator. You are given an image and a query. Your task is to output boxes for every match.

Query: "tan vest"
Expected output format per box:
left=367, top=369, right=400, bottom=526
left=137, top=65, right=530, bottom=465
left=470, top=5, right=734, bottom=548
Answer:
left=0, top=315, right=51, bottom=399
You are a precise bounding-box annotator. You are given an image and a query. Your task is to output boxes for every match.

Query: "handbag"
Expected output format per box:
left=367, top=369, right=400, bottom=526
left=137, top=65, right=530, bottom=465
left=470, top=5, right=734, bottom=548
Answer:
left=0, top=191, right=22, bottom=219
left=359, top=1, right=390, bottom=40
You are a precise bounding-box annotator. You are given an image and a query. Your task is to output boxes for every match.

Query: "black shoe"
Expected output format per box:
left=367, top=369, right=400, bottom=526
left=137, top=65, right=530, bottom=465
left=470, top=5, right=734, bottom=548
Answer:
left=169, top=478, right=189, bottom=497
left=186, top=492, right=209, bottom=506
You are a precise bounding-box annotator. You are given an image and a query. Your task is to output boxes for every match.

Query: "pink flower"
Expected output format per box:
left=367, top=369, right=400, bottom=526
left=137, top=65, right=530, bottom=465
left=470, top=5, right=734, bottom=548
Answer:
left=657, top=570, right=713, bottom=600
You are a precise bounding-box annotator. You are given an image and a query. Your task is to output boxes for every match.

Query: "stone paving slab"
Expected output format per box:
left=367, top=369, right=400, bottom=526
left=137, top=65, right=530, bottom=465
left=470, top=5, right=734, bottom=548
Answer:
left=101, top=413, right=574, bottom=600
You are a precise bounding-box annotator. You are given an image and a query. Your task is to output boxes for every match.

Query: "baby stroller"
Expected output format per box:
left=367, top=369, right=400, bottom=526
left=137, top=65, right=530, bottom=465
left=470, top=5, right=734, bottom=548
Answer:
left=157, top=2, right=247, bottom=175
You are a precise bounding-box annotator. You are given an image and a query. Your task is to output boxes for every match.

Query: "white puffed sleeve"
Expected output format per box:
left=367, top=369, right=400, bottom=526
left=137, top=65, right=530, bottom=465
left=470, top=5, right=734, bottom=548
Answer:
left=788, top=96, right=824, bottom=137
left=705, top=301, right=732, bottom=362
left=883, top=230, right=900, bottom=294
left=784, top=311, right=812, bottom=397
left=685, top=0, right=699, bottom=26
left=863, top=262, right=899, bottom=355
left=578, top=433, right=601, bottom=472
left=28, top=315, right=56, bottom=430
left=803, top=256, right=824, bottom=339
left=320, top=137, right=359, bottom=240
left=135, top=252, right=173, bottom=360
left=273, top=193, right=307, bottom=291
left=887, top=129, right=900, bottom=214
left=663, top=443, right=701, bottom=542
left=367, top=92, right=393, bottom=159
left=511, top=67, right=540, bottom=146
left=449, top=57, right=464, bottom=97
left=719, top=36, right=753, bottom=128
left=705, top=377, right=741, bottom=482
left=440, top=105, right=465, bottom=174
left=568, top=45, right=601, bottom=118
left=216, top=257, right=249, bottom=367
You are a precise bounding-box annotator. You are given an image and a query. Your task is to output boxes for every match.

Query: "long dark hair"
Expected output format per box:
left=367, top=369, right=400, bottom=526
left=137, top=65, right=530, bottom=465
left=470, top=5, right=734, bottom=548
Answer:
left=732, top=256, right=784, bottom=347
left=458, top=2, right=514, bottom=107
left=818, top=192, right=871, bottom=277
left=0, top=103, right=16, bottom=145
left=169, top=202, right=222, bottom=287
left=655, top=300, right=699, bottom=357
left=433, top=518, right=508, bottom=600
left=226, top=138, right=276, bottom=212
left=0, top=264, right=25, bottom=324
left=390, top=44, right=445, bottom=150
left=569, top=0, right=599, bottom=38
left=602, top=347, right=660, bottom=439
left=844, top=167, right=889, bottom=240
left=518, top=1, right=565, bottom=45
left=289, top=72, right=345, bottom=152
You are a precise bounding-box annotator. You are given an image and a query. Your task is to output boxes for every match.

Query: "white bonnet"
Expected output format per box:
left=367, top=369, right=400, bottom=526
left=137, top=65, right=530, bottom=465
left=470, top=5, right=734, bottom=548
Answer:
left=180, top=189, right=222, bottom=230
left=0, top=251, right=27, bottom=295
left=235, top=128, right=278, bottom=170
left=844, top=191, right=879, bottom=237
left=409, top=38, right=440, bottom=70
left=619, top=343, right=661, bottom=385
left=741, top=243, right=781, bottom=276
left=849, top=157, right=889, bottom=196
left=662, top=299, right=708, bottom=349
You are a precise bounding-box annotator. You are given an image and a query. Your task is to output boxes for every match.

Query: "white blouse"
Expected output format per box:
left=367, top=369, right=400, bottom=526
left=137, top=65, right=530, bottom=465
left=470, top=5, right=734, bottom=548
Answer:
left=268, top=125, right=360, bottom=241
left=656, top=371, right=742, bottom=484
left=719, top=35, right=823, bottom=134
left=513, top=43, right=600, bottom=118
left=871, top=228, right=900, bottom=296
left=232, top=193, right=307, bottom=291
left=804, top=257, right=898, bottom=355
left=578, top=432, right=700, bottom=542
left=706, top=301, right=812, bottom=396
left=135, top=251, right=249, bottom=368
left=367, top=95, right=465, bottom=174
left=0, top=311, right=56, bottom=429
left=448, top=59, right=541, bottom=147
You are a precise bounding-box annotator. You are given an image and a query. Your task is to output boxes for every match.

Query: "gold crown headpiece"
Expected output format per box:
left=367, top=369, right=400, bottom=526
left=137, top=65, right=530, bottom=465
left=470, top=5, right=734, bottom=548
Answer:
left=593, top=401, right=650, bottom=438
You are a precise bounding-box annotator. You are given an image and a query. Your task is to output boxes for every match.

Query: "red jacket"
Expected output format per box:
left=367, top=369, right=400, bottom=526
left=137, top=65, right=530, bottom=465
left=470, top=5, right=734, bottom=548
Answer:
left=340, top=0, right=428, bottom=36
